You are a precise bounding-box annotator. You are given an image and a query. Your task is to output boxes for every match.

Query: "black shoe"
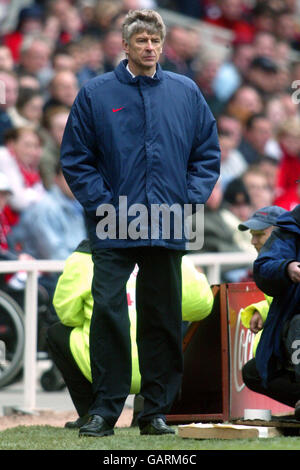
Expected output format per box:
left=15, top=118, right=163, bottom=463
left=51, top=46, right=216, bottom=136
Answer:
left=79, top=415, right=114, bottom=437
left=65, top=414, right=89, bottom=429
left=140, top=417, right=175, bottom=435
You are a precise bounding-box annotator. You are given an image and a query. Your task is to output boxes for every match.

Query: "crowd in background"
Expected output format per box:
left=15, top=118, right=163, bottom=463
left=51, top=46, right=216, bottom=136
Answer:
left=0, top=0, right=299, bottom=281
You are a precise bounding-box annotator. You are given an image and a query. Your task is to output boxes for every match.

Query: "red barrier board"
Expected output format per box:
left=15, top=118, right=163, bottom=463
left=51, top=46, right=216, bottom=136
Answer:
left=227, top=282, right=293, bottom=418
left=167, top=282, right=294, bottom=424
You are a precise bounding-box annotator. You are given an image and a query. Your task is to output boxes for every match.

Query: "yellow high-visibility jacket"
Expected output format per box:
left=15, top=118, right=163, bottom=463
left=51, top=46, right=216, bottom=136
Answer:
left=53, top=245, right=214, bottom=395
left=241, top=294, right=272, bottom=356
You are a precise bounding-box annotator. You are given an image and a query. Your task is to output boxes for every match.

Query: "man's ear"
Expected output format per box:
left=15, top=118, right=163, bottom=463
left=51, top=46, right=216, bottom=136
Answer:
left=122, top=39, right=129, bottom=54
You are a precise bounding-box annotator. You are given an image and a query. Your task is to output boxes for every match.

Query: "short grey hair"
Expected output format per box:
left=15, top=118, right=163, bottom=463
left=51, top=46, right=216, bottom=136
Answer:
left=122, top=9, right=166, bottom=44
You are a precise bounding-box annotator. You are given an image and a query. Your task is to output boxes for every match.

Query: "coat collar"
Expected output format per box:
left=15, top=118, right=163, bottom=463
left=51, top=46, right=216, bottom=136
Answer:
left=114, top=59, right=164, bottom=85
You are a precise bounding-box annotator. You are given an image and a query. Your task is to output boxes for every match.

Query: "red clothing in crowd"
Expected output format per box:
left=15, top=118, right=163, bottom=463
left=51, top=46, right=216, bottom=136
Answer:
left=204, top=14, right=255, bottom=43
left=274, top=187, right=300, bottom=212
left=3, top=31, right=23, bottom=63
left=275, top=144, right=300, bottom=200
left=0, top=208, right=12, bottom=250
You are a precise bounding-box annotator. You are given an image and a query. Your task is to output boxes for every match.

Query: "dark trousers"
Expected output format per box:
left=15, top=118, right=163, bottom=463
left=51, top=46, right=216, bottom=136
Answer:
left=242, top=358, right=300, bottom=408
left=47, top=322, right=94, bottom=417
left=243, top=314, right=300, bottom=408
left=89, top=247, right=184, bottom=427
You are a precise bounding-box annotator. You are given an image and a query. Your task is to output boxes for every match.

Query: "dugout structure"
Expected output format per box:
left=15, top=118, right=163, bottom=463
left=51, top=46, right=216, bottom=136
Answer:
left=166, top=283, right=293, bottom=424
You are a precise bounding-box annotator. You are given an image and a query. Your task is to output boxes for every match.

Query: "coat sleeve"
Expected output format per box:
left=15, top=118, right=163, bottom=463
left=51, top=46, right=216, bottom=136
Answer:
left=253, top=228, right=297, bottom=296
left=181, top=256, right=214, bottom=321
left=241, top=299, right=270, bottom=329
left=60, top=85, right=113, bottom=218
left=53, top=252, right=91, bottom=327
left=187, top=89, right=220, bottom=205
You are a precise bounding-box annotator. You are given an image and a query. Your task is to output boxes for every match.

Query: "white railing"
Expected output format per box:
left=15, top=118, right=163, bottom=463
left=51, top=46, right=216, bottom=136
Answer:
left=188, top=252, right=256, bottom=284
left=0, top=252, right=256, bottom=411
left=0, top=260, right=65, bottom=412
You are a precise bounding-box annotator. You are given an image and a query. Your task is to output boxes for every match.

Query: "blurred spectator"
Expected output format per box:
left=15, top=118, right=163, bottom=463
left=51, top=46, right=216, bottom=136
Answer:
left=0, top=45, right=14, bottom=71
left=226, top=85, right=263, bottom=124
left=0, top=69, right=19, bottom=145
left=251, top=3, right=276, bottom=34
left=274, top=8, right=300, bottom=50
left=193, top=53, right=224, bottom=116
left=275, top=40, right=293, bottom=67
left=59, top=6, right=83, bottom=45
left=47, top=0, right=75, bottom=26
left=242, top=166, right=274, bottom=211
left=274, top=117, right=300, bottom=202
left=246, top=56, right=279, bottom=100
left=218, top=112, right=247, bottom=170
left=252, top=32, right=277, bottom=60
left=102, top=29, right=125, bottom=72
left=280, top=92, right=300, bottom=119
left=0, top=172, right=16, bottom=259
left=0, top=126, right=45, bottom=216
left=0, top=170, right=37, bottom=293
left=160, top=25, right=196, bottom=78
left=257, top=156, right=279, bottom=202
left=9, top=87, right=44, bottom=128
left=43, top=15, right=62, bottom=45
left=18, top=72, right=41, bottom=90
left=44, top=70, right=78, bottom=113
left=223, top=175, right=253, bottom=223
left=17, top=35, right=54, bottom=90
left=76, top=36, right=105, bottom=85
left=3, top=4, right=44, bottom=63
left=88, top=0, right=123, bottom=38
left=52, top=48, right=77, bottom=73
left=39, top=105, right=70, bottom=189
left=200, top=176, right=255, bottom=281
left=204, top=0, right=255, bottom=43
left=199, top=177, right=254, bottom=263
left=11, top=163, right=87, bottom=260
left=64, top=40, right=87, bottom=75
left=265, top=96, right=288, bottom=135
left=274, top=182, right=300, bottom=211
left=213, top=41, right=254, bottom=102
left=218, top=124, right=247, bottom=190
left=238, top=113, right=273, bottom=164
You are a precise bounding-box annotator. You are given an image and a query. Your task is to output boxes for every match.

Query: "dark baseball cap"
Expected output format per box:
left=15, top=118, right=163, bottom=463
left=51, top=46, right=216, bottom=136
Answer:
left=250, top=56, right=278, bottom=73
left=223, top=178, right=251, bottom=206
left=238, top=205, right=287, bottom=231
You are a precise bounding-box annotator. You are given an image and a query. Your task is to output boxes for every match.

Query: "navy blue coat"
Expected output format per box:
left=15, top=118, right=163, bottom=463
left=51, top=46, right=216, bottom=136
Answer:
left=60, top=60, right=220, bottom=250
left=253, top=206, right=300, bottom=386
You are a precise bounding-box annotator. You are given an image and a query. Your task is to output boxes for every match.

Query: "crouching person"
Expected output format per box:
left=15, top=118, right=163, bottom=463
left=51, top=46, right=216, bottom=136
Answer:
left=47, top=239, right=214, bottom=429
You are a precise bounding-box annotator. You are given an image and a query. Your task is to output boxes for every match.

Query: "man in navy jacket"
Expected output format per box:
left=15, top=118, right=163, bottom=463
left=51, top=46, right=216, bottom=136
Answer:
left=253, top=204, right=300, bottom=416
left=61, top=9, right=220, bottom=437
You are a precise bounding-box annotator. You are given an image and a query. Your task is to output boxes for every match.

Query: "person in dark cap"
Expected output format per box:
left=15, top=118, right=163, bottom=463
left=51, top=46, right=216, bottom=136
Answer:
left=238, top=205, right=286, bottom=252
left=223, top=176, right=252, bottom=223
left=243, top=203, right=300, bottom=419
left=247, top=55, right=279, bottom=99
left=238, top=205, right=286, bottom=337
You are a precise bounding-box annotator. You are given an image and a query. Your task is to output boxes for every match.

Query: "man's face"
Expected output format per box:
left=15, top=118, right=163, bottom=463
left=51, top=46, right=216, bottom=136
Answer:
left=123, top=31, right=163, bottom=75
left=0, top=72, right=18, bottom=109
left=250, top=226, right=273, bottom=253
left=9, top=130, right=42, bottom=167
left=247, top=118, right=272, bottom=152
